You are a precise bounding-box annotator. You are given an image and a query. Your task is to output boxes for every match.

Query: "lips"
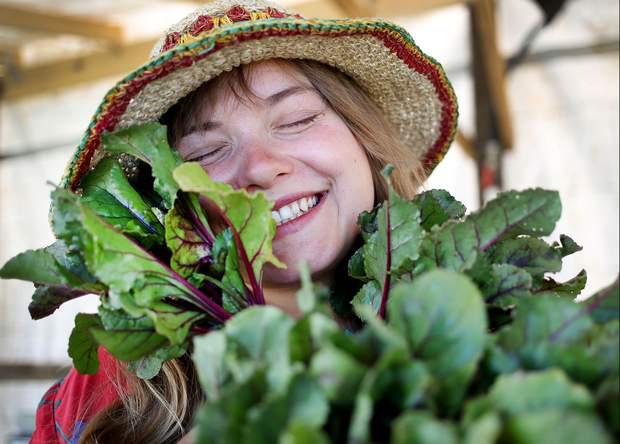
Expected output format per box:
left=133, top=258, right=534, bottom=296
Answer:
left=272, top=191, right=328, bottom=239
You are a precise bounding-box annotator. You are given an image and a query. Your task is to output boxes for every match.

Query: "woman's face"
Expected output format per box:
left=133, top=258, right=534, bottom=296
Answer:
left=176, top=61, right=375, bottom=285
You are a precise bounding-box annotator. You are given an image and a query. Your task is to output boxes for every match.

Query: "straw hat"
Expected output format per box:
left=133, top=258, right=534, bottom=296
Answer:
left=61, top=0, right=458, bottom=190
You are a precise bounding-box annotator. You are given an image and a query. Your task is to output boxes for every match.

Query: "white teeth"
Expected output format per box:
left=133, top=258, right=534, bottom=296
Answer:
left=272, top=194, right=321, bottom=226
left=279, top=206, right=293, bottom=220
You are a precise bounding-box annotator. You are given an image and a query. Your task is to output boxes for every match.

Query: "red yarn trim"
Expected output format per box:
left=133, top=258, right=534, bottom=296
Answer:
left=71, top=27, right=456, bottom=188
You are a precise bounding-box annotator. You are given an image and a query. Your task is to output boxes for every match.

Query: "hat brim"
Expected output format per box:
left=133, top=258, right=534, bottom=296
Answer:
left=61, top=18, right=458, bottom=190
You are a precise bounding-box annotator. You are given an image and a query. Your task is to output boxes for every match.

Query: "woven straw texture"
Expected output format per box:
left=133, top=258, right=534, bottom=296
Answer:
left=61, top=0, right=458, bottom=190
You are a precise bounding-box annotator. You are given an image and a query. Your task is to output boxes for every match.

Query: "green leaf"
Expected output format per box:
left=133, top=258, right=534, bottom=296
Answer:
left=75, top=193, right=228, bottom=332
left=68, top=313, right=102, bottom=374
left=173, top=162, right=284, bottom=283
left=0, top=241, right=102, bottom=319
left=225, top=306, right=295, bottom=390
left=193, top=331, right=229, bottom=401
left=462, top=412, right=502, bottom=444
left=91, top=327, right=167, bottom=361
left=29, top=286, right=92, bottom=320
left=363, top=187, right=424, bottom=284
left=164, top=194, right=214, bottom=278
left=556, top=234, right=583, bottom=258
left=101, top=122, right=181, bottom=208
left=503, top=410, right=613, bottom=444
left=595, top=375, right=620, bottom=435
left=244, top=372, right=329, bottom=444
left=280, top=422, right=331, bottom=444
left=536, top=269, right=588, bottom=297
left=387, top=270, right=487, bottom=412
left=347, top=247, right=368, bottom=282
left=487, top=369, right=594, bottom=414
left=412, top=189, right=466, bottom=231
left=391, top=412, right=458, bottom=444
left=352, top=280, right=382, bottom=316
left=310, top=344, right=366, bottom=405
left=417, top=189, right=561, bottom=274
left=80, top=157, right=164, bottom=245
left=586, top=277, right=619, bottom=324
left=481, top=264, right=533, bottom=308
left=196, top=369, right=267, bottom=444
left=126, top=342, right=187, bottom=379
left=488, top=237, right=562, bottom=279
left=296, top=261, right=317, bottom=314
left=357, top=205, right=380, bottom=241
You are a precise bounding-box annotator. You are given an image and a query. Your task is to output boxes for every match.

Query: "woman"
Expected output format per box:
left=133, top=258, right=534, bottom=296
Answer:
left=31, top=0, right=458, bottom=442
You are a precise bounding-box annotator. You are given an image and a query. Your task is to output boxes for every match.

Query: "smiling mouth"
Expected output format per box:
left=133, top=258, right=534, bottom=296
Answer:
left=271, top=193, right=325, bottom=226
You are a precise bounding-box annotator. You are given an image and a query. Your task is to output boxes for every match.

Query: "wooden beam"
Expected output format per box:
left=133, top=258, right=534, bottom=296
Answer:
left=0, top=363, right=69, bottom=381
left=3, top=39, right=156, bottom=100
left=0, top=3, right=126, bottom=44
left=332, top=0, right=463, bottom=17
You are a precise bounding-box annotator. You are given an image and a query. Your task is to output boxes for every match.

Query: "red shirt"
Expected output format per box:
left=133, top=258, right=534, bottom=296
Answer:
left=31, top=348, right=120, bottom=443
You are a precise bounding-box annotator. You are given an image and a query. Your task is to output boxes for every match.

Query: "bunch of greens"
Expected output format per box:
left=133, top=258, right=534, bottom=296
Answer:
left=0, top=123, right=618, bottom=443
left=189, top=170, right=619, bottom=443
left=0, top=122, right=284, bottom=378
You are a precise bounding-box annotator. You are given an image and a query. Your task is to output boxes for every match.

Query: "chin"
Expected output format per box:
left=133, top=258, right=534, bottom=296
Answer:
left=261, top=252, right=338, bottom=286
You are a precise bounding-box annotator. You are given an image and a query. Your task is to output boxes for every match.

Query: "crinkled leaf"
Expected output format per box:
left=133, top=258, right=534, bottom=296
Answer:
left=80, top=157, right=164, bottom=245
left=164, top=195, right=214, bottom=278
left=481, top=264, right=533, bottom=308
left=391, top=412, right=458, bottom=444
left=488, top=237, right=562, bottom=279
left=102, top=122, right=181, bottom=208
left=388, top=270, right=487, bottom=413
left=586, top=277, right=619, bottom=324
left=68, top=313, right=102, bottom=374
left=416, top=189, right=561, bottom=274
left=536, top=269, right=587, bottom=297
left=412, top=189, right=466, bottom=231
left=348, top=247, right=368, bottom=282
left=173, top=162, right=284, bottom=281
left=76, top=192, right=229, bottom=330
left=29, top=285, right=92, bottom=320
left=364, top=187, right=423, bottom=282
left=352, top=280, right=382, bottom=316
left=357, top=205, right=380, bottom=241
left=0, top=241, right=102, bottom=319
left=555, top=234, right=583, bottom=258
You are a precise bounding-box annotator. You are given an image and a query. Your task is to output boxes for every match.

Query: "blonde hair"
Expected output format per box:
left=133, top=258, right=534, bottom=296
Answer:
left=81, top=59, right=426, bottom=443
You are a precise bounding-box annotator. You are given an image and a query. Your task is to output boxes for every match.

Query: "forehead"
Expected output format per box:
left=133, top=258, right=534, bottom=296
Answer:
left=208, top=60, right=314, bottom=111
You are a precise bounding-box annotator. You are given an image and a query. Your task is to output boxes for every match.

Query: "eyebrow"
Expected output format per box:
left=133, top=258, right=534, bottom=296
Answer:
left=184, top=85, right=315, bottom=136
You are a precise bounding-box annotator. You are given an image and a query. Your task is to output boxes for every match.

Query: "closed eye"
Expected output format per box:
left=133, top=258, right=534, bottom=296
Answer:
left=280, top=113, right=322, bottom=129
left=187, top=146, right=226, bottom=163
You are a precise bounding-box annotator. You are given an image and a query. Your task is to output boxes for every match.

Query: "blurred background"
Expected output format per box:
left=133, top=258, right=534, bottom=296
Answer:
left=0, top=0, right=618, bottom=441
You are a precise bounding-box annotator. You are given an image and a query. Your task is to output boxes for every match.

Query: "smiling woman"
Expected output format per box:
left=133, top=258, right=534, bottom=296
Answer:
left=24, top=0, right=458, bottom=442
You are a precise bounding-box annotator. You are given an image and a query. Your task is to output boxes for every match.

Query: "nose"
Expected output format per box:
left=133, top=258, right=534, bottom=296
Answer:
left=235, top=141, right=294, bottom=192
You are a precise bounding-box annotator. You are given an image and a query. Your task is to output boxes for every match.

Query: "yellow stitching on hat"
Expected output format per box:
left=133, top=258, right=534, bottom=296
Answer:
left=251, top=11, right=270, bottom=20
left=219, top=15, right=234, bottom=25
